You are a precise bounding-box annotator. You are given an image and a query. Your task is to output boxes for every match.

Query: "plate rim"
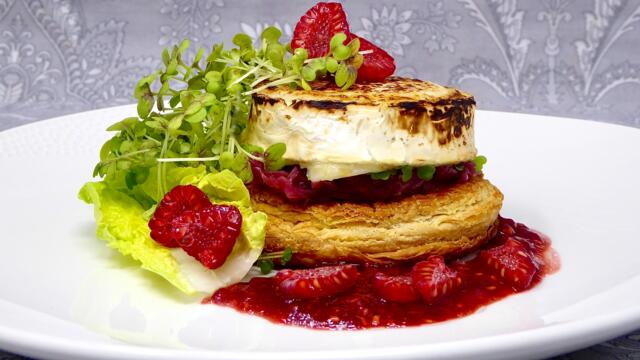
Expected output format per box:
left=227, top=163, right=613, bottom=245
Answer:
left=2, top=105, right=640, bottom=359
left=1, top=301, right=639, bottom=360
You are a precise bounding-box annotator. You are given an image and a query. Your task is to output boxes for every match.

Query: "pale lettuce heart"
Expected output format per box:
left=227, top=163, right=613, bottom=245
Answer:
left=79, top=169, right=266, bottom=295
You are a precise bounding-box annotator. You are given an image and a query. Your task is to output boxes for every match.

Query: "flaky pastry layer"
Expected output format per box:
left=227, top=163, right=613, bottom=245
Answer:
left=251, top=177, right=504, bottom=265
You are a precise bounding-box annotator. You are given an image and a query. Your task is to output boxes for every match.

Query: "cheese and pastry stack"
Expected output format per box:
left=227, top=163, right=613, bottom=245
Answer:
left=244, top=77, right=503, bottom=265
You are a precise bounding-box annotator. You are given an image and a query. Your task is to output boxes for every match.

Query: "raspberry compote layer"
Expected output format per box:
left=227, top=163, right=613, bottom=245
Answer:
left=206, top=217, right=559, bottom=330
left=249, top=159, right=477, bottom=204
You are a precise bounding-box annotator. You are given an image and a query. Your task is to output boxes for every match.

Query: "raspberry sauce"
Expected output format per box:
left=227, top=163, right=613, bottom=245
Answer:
left=249, top=159, right=478, bottom=204
left=206, top=217, right=559, bottom=330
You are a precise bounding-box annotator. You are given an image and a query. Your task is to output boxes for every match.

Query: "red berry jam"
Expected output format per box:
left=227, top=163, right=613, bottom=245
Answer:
left=206, top=217, right=559, bottom=330
left=249, top=159, right=478, bottom=204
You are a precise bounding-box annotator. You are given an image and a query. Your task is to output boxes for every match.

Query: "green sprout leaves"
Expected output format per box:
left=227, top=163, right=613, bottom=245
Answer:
left=135, top=81, right=154, bottom=119
left=267, top=32, right=362, bottom=92
left=261, top=26, right=282, bottom=44
left=370, top=170, right=394, bottom=180
left=232, top=33, right=253, bottom=51
left=264, top=143, right=287, bottom=171
left=257, top=259, right=274, bottom=275
left=401, top=166, right=413, bottom=182
left=417, top=165, right=436, bottom=180
left=326, top=33, right=362, bottom=90
left=368, top=158, right=486, bottom=183
left=256, top=247, right=294, bottom=274
left=474, top=155, right=487, bottom=172
left=94, top=26, right=365, bottom=204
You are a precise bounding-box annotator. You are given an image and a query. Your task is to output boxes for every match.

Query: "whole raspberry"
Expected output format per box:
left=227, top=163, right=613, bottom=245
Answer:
left=275, top=265, right=359, bottom=299
left=149, top=185, right=211, bottom=247
left=176, top=205, right=243, bottom=269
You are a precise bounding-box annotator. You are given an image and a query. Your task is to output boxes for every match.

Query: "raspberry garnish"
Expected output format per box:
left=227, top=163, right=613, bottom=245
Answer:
left=480, top=238, right=538, bottom=291
left=291, top=2, right=396, bottom=83
left=275, top=264, right=359, bottom=299
left=176, top=205, right=243, bottom=269
left=149, top=185, right=243, bottom=269
left=372, top=273, right=419, bottom=303
left=354, top=35, right=396, bottom=82
left=149, top=185, right=211, bottom=247
left=411, top=256, right=463, bottom=303
left=291, top=2, right=351, bottom=58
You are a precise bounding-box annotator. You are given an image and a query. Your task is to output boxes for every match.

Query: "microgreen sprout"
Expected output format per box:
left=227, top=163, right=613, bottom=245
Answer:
left=474, top=155, right=487, bottom=172
left=370, top=170, right=395, bottom=181
left=257, top=259, right=275, bottom=275
left=417, top=165, right=436, bottom=180
left=401, top=166, right=413, bottom=183
left=369, top=159, right=487, bottom=182
left=256, top=247, right=294, bottom=274
left=94, top=29, right=364, bottom=193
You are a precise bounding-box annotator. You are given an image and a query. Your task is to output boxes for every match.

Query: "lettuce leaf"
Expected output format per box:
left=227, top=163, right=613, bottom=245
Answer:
left=164, top=170, right=267, bottom=292
left=137, top=164, right=208, bottom=203
left=197, top=170, right=266, bottom=247
left=79, top=169, right=267, bottom=294
left=101, top=164, right=209, bottom=208
left=197, top=170, right=251, bottom=208
left=79, top=181, right=195, bottom=294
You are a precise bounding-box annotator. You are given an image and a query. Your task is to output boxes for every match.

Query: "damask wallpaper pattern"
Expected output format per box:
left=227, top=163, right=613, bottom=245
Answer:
left=1, top=0, right=640, bottom=359
left=1, top=0, right=640, bottom=131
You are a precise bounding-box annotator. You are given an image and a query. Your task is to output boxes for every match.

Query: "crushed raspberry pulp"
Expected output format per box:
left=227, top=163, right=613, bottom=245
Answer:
left=207, top=217, right=559, bottom=329
left=249, top=160, right=478, bottom=204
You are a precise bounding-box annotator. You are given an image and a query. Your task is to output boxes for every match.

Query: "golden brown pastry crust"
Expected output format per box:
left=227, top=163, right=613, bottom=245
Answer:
left=251, top=177, right=504, bottom=266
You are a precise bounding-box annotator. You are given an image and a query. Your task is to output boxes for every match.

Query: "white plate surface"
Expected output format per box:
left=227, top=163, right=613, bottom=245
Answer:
left=0, top=106, right=639, bottom=360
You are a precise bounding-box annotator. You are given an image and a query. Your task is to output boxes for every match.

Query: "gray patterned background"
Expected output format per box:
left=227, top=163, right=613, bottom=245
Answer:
left=1, top=0, right=640, bottom=130
left=1, top=0, right=639, bottom=358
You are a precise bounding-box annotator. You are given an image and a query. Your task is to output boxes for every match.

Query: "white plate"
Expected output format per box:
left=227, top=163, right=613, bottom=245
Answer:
left=0, top=106, right=639, bottom=360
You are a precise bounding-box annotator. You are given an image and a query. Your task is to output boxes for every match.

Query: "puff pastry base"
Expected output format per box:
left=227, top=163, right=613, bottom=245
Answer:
left=251, top=177, right=504, bottom=265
